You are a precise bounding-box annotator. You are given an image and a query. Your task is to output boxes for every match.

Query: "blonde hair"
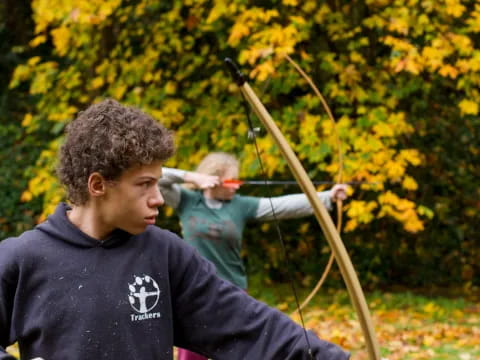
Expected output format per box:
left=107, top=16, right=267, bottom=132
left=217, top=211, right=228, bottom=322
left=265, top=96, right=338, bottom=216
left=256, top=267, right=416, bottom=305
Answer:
left=196, top=152, right=239, bottom=177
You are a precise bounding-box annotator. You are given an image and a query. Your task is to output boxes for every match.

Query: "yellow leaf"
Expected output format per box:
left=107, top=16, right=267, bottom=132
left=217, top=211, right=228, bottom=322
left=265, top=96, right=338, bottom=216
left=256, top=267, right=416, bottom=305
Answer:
left=112, top=84, right=127, bottom=99
left=143, top=72, right=154, bottom=83
left=350, top=51, right=365, bottom=64
left=20, top=190, right=33, bottom=202
left=399, top=149, right=422, bottom=166
left=422, top=46, right=444, bottom=70
left=438, top=64, right=458, bottom=79
left=373, top=122, right=395, bottom=137
left=357, top=106, right=367, bottom=115
left=236, top=122, right=248, bottom=136
left=405, top=56, right=422, bottom=74
left=29, top=35, right=47, bottom=47
left=30, top=72, right=52, bottom=94
left=27, top=57, right=42, bottom=68
left=466, top=8, right=480, bottom=32
left=91, top=77, right=104, bottom=90
left=459, top=99, right=479, bottom=115
left=402, top=176, right=418, bottom=191
left=250, top=61, right=275, bottom=82
left=344, top=218, right=358, bottom=232
left=22, top=113, right=33, bottom=127
left=165, top=81, right=177, bottom=95
left=449, top=34, right=473, bottom=56
left=417, top=205, right=434, bottom=219
left=379, top=191, right=399, bottom=205
left=10, top=65, right=31, bottom=88
left=228, top=22, right=250, bottom=46
left=386, top=161, right=405, bottom=178
left=206, top=2, right=227, bottom=24
left=388, top=16, right=409, bottom=35
left=51, top=27, right=70, bottom=56
left=445, top=0, right=466, bottom=17
left=372, top=151, right=388, bottom=166
left=404, top=216, right=424, bottom=232
left=345, top=200, right=377, bottom=224
left=289, top=16, right=306, bottom=25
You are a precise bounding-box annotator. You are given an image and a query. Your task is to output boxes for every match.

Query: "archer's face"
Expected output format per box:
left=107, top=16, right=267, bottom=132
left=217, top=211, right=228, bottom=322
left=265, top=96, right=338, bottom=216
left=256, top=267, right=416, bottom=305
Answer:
left=211, top=166, right=239, bottom=201
left=100, top=161, right=164, bottom=235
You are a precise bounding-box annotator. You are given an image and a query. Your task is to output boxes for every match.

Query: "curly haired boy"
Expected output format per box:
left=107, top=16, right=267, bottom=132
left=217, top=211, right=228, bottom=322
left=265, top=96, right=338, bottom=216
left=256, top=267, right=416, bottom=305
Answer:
left=0, top=99, right=349, bottom=360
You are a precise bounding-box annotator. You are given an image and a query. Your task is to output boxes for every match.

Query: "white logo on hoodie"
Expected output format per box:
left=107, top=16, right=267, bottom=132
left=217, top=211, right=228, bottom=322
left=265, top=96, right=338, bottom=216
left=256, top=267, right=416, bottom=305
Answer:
left=128, top=275, right=161, bottom=321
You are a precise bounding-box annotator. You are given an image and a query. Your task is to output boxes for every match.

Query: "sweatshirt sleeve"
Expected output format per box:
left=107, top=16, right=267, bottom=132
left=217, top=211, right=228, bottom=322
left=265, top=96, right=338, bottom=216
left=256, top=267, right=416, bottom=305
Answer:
left=170, top=242, right=349, bottom=360
left=158, top=167, right=186, bottom=209
left=254, top=191, right=333, bottom=221
left=0, top=240, right=18, bottom=360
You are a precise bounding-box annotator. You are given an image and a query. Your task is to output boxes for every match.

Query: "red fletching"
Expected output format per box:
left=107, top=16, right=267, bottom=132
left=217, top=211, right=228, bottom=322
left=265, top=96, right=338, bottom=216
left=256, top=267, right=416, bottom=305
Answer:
left=222, top=179, right=243, bottom=189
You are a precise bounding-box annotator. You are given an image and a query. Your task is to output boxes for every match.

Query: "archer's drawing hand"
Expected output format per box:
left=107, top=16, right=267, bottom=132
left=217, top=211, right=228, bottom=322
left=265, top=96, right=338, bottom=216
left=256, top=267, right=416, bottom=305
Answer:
left=184, top=172, right=220, bottom=189
left=330, top=184, right=348, bottom=202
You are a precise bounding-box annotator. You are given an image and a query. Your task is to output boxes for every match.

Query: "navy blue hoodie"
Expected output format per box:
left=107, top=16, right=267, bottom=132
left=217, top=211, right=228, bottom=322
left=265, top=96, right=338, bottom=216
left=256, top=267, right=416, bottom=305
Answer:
left=0, top=203, right=349, bottom=360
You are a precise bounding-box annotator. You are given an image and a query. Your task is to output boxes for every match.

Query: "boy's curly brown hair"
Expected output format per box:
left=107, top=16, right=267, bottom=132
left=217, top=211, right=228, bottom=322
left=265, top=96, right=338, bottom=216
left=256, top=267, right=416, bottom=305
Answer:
left=57, top=98, right=175, bottom=205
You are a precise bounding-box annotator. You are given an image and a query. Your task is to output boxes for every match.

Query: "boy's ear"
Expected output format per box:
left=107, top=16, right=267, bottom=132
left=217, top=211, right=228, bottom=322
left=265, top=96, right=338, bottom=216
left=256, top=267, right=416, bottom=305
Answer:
left=88, top=172, right=107, bottom=197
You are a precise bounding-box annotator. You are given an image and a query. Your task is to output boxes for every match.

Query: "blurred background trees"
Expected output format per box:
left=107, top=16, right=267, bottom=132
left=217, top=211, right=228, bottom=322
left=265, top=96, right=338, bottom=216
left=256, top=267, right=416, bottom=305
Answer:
left=1, top=0, right=478, bottom=294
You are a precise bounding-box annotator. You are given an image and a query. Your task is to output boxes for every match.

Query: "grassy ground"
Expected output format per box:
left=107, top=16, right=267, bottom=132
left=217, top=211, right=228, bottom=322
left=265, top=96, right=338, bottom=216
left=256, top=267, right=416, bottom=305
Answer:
left=6, top=287, right=480, bottom=359
left=251, top=283, right=480, bottom=360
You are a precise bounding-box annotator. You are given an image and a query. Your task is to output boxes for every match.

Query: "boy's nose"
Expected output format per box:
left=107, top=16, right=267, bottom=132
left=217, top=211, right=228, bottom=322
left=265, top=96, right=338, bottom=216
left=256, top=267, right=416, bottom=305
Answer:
left=149, top=186, right=164, bottom=207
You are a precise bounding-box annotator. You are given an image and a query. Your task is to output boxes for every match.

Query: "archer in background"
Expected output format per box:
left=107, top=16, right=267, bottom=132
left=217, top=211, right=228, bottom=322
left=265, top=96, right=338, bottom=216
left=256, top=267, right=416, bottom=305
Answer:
left=159, top=152, right=348, bottom=360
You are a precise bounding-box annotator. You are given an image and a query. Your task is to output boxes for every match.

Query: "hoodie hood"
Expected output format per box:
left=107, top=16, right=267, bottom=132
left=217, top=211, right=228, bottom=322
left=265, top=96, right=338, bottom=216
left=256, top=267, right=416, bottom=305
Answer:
left=36, top=202, right=132, bottom=248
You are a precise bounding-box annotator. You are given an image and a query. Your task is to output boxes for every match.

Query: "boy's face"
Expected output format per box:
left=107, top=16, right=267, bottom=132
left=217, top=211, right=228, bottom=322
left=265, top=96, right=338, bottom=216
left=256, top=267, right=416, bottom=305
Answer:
left=100, top=161, right=164, bottom=235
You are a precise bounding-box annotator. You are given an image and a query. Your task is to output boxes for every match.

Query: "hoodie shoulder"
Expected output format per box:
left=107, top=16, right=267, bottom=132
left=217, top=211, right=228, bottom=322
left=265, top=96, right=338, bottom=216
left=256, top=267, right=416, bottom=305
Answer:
left=139, top=226, right=196, bottom=257
left=0, top=228, right=45, bottom=252
left=0, top=228, right=47, bottom=269
left=141, top=226, right=185, bottom=246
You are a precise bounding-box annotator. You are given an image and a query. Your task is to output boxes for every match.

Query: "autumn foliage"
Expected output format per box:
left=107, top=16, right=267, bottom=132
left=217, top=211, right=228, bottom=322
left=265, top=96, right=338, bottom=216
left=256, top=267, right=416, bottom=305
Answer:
left=1, top=0, right=479, bottom=289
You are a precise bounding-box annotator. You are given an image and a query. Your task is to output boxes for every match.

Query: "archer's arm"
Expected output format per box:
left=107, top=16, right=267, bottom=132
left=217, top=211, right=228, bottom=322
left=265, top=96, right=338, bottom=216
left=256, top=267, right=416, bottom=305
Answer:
left=255, top=191, right=332, bottom=221
left=158, top=167, right=218, bottom=208
left=254, top=184, right=348, bottom=221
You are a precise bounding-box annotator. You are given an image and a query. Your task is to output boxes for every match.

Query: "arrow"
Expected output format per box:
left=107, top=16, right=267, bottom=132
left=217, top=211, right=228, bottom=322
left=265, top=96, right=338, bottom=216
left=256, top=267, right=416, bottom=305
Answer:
left=222, top=179, right=377, bottom=188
